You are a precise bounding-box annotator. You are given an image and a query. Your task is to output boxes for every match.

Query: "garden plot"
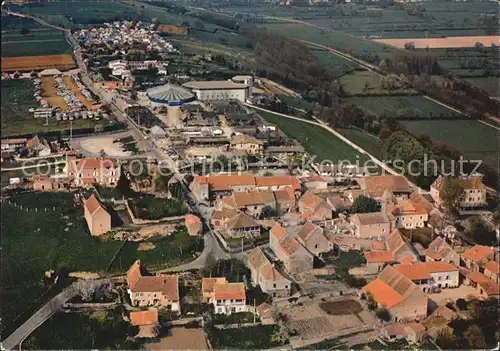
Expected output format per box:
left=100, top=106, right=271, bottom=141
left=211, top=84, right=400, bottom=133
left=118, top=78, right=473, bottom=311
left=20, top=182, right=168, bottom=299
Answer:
left=283, top=296, right=375, bottom=349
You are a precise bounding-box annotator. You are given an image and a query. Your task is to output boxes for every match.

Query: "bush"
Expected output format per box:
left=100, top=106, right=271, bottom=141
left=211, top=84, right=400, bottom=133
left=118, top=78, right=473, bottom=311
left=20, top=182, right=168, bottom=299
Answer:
left=376, top=307, right=391, bottom=321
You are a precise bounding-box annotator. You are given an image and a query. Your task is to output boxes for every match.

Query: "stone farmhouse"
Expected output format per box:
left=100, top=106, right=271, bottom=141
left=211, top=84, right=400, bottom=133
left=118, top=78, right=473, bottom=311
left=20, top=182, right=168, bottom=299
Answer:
left=127, top=260, right=180, bottom=312
left=430, top=175, right=487, bottom=209
left=84, top=194, right=111, bottom=236
left=247, top=247, right=292, bottom=297
left=363, top=265, right=428, bottom=323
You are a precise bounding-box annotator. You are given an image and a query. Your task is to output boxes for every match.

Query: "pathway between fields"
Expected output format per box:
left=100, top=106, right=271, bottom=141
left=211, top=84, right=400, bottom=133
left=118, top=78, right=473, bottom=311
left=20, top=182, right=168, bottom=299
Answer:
left=246, top=104, right=403, bottom=179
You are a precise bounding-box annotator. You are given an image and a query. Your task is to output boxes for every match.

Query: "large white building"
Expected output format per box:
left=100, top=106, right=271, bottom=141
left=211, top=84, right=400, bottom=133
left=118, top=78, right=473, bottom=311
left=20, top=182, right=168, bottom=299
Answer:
left=183, top=80, right=249, bottom=102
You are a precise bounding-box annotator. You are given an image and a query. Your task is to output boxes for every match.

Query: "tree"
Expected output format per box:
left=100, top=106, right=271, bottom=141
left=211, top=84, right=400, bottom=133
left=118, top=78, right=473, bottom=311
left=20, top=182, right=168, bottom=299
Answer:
left=270, top=319, right=289, bottom=345
left=366, top=293, right=377, bottom=311
left=436, top=330, right=458, bottom=349
left=375, top=307, right=391, bottom=321
left=351, top=195, right=380, bottom=213
left=117, top=171, right=132, bottom=197
left=441, top=177, right=464, bottom=217
left=464, top=325, right=487, bottom=349
left=261, top=205, right=279, bottom=219
left=465, top=217, right=497, bottom=245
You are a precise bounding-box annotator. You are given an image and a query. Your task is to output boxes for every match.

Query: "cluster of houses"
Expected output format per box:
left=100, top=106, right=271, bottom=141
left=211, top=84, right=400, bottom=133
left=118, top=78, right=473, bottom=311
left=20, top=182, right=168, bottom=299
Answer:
left=1, top=135, right=52, bottom=162
left=76, top=21, right=178, bottom=55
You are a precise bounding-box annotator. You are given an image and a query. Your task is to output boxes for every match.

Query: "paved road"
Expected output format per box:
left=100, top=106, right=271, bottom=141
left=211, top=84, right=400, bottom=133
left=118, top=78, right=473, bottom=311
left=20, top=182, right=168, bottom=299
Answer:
left=1, top=286, right=77, bottom=350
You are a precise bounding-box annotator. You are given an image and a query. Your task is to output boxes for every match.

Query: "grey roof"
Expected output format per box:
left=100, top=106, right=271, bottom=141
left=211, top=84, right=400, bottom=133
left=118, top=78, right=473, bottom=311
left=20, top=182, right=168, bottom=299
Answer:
left=147, top=84, right=194, bottom=104
left=183, top=80, right=248, bottom=90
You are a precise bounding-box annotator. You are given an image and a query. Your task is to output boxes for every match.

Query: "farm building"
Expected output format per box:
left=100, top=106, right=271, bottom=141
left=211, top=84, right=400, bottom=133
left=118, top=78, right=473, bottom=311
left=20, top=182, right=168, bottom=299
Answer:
left=183, top=80, right=250, bottom=102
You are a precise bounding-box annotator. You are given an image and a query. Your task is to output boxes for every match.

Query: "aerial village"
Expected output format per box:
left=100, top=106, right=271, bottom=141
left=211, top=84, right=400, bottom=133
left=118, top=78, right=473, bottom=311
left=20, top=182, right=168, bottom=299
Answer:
left=1, top=14, right=499, bottom=351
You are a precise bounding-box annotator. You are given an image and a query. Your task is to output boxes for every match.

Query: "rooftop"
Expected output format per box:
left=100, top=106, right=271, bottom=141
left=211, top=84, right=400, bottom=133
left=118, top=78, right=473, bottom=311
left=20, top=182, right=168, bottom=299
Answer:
left=130, top=310, right=158, bottom=326
left=84, top=194, right=107, bottom=215
left=214, top=282, right=246, bottom=300
left=183, top=80, right=248, bottom=90
left=462, top=245, right=494, bottom=262
left=364, top=250, right=395, bottom=264
left=352, top=212, right=390, bottom=225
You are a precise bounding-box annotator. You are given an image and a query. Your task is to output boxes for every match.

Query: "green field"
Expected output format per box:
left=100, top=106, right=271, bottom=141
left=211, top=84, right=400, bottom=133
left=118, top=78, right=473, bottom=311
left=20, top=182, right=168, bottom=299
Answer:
left=464, top=77, right=500, bottom=97
left=401, top=119, right=498, bottom=168
left=261, top=22, right=392, bottom=58
left=338, top=70, right=417, bottom=96
left=1, top=191, right=198, bottom=336
left=1, top=29, right=71, bottom=57
left=308, top=47, right=358, bottom=76
left=344, top=96, right=453, bottom=118
left=254, top=109, right=370, bottom=163
left=337, top=127, right=383, bottom=159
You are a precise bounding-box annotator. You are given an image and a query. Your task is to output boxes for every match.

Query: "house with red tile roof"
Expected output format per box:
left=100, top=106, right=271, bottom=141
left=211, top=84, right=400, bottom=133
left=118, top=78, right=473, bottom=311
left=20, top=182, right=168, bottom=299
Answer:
left=203, top=279, right=247, bottom=315
left=190, top=174, right=300, bottom=203
left=386, top=229, right=419, bottom=263
left=381, top=322, right=427, bottom=344
left=461, top=270, right=499, bottom=298
left=293, top=221, right=331, bottom=256
left=224, top=212, right=261, bottom=237
left=298, top=191, right=333, bottom=222
left=247, top=247, right=292, bottom=297
left=430, top=175, right=486, bottom=209
left=361, top=175, right=411, bottom=199
left=127, top=260, right=180, bottom=312
left=460, top=245, right=494, bottom=272
left=130, top=309, right=159, bottom=326
left=394, top=261, right=460, bottom=292
left=364, top=251, right=395, bottom=273
left=269, top=223, right=314, bottom=275
left=66, top=156, right=120, bottom=187
left=363, top=265, right=428, bottom=322
left=202, top=277, right=227, bottom=302
left=273, top=187, right=296, bottom=213
left=423, top=237, right=460, bottom=266
left=482, top=260, right=499, bottom=283
left=84, top=194, right=111, bottom=236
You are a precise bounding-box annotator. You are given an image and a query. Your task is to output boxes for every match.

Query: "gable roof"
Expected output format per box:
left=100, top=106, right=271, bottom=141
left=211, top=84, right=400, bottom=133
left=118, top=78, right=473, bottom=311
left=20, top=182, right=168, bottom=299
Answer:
left=363, top=175, right=411, bottom=197
left=363, top=265, right=426, bottom=310
left=386, top=229, right=417, bottom=262
left=277, top=235, right=305, bottom=257
left=130, top=310, right=158, bottom=326
left=295, top=221, right=322, bottom=242
left=462, top=245, right=494, bottom=263
left=260, top=262, right=287, bottom=282
left=352, top=212, right=390, bottom=226
left=225, top=212, right=260, bottom=230
left=425, top=237, right=455, bottom=261
left=211, top=208, right=238, bottom=220
left=270, top=223, right=287, bottom=242
left=127, top=260, right=179, bottom=301
left=364, top=251, right=395, bottom=264
left=483, top=260, right=499, bottom=274
left=214, top=282, right=246, bottom=300
left=255, top=176, right=301, bottom=190
left=273, top=187, right=295, bottom=204
left=298, top=190, right=322, bottom=210
left=432, top=175, right=484, bottom=192
left=84, top=194, right=107, bottom=215
left=202, top=277, right=227, bottom=296
left=247, top=247, right=269, bottom=272
left=231, top=134, right=263, bottom=145
left=233, top=190, right=265, bottom=207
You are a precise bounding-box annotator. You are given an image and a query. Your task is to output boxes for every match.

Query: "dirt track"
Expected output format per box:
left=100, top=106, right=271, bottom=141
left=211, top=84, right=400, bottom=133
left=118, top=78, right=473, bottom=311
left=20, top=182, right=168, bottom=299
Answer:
left=374, top=35, right=500, bottom=49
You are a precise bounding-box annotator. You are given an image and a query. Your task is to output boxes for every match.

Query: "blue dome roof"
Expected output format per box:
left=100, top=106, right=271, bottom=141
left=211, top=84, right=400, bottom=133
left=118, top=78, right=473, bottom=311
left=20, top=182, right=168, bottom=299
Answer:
left=146, top=84, right=195, bottom=106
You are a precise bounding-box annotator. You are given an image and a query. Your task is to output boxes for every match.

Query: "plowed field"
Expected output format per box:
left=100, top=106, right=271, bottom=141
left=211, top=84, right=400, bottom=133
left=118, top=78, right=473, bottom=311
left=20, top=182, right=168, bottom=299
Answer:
left=2, top=54, right=75, bottom=72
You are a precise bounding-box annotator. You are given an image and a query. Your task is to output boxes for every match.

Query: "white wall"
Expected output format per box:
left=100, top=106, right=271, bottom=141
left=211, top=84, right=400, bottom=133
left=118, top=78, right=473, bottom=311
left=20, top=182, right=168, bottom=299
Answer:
left=193, top=88, right=247, bottom=102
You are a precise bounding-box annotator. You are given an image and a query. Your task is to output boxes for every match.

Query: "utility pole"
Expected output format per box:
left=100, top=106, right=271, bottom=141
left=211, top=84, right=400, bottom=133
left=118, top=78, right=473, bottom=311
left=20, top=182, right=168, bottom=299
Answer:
left=241, top=237, right=244, bottom=253
left=253, top=298, right=256, bottom=323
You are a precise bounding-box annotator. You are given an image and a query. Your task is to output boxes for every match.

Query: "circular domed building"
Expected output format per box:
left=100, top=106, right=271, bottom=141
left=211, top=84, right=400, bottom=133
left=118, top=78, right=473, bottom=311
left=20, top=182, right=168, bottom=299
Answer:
left=146, top=83, right=195, bottom=106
